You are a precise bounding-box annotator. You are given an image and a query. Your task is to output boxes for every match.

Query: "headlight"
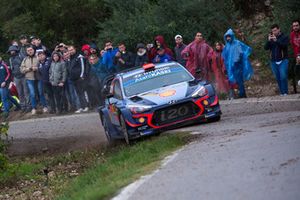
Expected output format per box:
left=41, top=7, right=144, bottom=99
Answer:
left=191, top=86, right=207, bottom=98
left=126, top=104, right=152, bottom=114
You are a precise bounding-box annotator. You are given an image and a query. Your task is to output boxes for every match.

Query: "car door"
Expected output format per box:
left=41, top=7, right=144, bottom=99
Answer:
left=107, top=79, right=124, bottom=126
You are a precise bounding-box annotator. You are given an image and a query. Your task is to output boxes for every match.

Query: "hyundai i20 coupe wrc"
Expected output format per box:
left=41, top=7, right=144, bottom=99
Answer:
left=99, top=62, right=221, bottom=144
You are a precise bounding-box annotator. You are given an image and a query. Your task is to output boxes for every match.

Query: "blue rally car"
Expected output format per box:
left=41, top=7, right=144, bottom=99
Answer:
left=99, top=62, right=221, bottom=144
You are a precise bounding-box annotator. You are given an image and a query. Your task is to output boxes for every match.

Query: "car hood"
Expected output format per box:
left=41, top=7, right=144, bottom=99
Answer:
left=130, top=82, right=190, bottom=105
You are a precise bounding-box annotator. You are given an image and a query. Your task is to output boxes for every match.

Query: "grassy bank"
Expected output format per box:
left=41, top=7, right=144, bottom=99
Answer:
left=0, top=133, right=191, bottom=200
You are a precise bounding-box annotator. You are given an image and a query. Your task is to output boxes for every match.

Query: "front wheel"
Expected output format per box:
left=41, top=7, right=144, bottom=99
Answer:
left=120, top=115, right=131, bottom=145
left=208, top=115, right=221, bottom=123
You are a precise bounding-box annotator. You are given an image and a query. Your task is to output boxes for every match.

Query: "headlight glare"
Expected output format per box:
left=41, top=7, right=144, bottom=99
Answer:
left=191, top=86, right=207, bottom=97
left=127, top=104, right=152, bottom=114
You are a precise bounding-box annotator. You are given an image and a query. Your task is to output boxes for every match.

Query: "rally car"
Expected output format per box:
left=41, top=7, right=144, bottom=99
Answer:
left=98, top=62, right=221, bottom=144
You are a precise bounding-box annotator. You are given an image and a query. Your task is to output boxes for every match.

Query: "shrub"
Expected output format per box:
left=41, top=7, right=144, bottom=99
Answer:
left=0, top=122, right=9, bottom=171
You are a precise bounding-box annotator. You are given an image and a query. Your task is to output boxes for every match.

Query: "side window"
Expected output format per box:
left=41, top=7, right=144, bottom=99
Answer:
left=113, top=80, right=123, bottom=100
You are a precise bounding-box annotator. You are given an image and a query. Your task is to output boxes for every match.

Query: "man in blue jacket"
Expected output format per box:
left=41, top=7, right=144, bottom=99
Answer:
left=102, top=40, right=118, bottom=74
left=0, top=61, right=21, bottom=119
left=265, top=24, right=289, bottom=96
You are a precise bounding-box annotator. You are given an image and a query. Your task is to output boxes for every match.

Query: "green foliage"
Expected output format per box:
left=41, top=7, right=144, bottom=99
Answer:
left=98, top=0, right=237, bottom=50
left=0, top=122, right=9, bottom=171
left=0, top=162, right=43, bottom=186
left=0, top=0, right=109, bottom=50
left=57, top=134, right=185, bottom=200
left=272, top=0, right=300, bottom=33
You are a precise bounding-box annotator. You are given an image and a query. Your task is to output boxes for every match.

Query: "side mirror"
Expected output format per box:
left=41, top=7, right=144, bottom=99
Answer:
left=108, top=96, right=118, bottom=105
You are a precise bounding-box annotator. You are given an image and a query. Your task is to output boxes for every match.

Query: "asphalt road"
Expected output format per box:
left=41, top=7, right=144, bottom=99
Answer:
left=6, top=94, right=300, bottom=199
left=115, top=110, right=300, bottom=200
left=7, top=113, right=106, bottom=155
left=7, top=94, right=300, bottom=156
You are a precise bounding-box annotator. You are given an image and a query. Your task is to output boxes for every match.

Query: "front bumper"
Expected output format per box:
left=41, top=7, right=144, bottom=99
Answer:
left=125, top=95, right=221, bottom=138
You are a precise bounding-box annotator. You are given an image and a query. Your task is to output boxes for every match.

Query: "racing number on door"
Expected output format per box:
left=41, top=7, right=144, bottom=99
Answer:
left=160, top=106, right=189, bottom=121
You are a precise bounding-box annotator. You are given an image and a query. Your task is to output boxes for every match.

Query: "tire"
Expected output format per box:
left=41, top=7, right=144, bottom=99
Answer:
left=120, top=115, right=131, bottom=145
left=208, top=115, right=221, bottom=123
left=102, top=116, right=115, bottom=145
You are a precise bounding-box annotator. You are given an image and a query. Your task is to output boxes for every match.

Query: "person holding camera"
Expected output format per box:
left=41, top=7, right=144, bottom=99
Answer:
left=113, top=43, right=135, bottom=72
left=264, top=24, right=289, bottom=96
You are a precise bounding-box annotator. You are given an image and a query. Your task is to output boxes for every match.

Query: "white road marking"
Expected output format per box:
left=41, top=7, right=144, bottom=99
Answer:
left=112, top=147, right=185, bottom=200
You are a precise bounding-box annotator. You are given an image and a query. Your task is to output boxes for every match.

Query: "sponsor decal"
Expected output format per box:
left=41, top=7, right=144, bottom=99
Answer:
left=133, top=67, right=171, bottom=83
left=159, top=90, right=176, bottom=97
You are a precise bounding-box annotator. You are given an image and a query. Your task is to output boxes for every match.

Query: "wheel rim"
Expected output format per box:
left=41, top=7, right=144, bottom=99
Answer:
left=102, top=118, right=111, bottom=142
left=120, top=116, right=130, bottom=145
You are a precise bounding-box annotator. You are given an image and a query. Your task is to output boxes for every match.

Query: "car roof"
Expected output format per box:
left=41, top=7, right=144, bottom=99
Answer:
left=120, top=61, right=181, bottom=79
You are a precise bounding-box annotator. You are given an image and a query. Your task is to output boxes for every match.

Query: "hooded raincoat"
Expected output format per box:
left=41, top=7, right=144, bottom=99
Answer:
left=222, top=29, right=253, bottom=97
left=148, top=35, right=174, bottom=61
left=222, top=29, right=253, bottom=83
left=181, top=39, right=213, bottom=80
left=211, top=45, right=230, bottom=93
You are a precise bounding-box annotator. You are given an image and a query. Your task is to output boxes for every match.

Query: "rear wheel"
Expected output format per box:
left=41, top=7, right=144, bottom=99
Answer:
left=120, top=115, right=131, bottom=145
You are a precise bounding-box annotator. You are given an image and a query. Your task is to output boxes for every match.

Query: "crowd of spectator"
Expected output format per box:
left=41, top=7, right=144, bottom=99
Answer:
left=0, top=20, right=299, bottom=119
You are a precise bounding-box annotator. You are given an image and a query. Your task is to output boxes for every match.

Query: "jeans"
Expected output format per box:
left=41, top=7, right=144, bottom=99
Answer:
left=87, top=74, right=102, bottom=107
left=66, top=79, right=80, bottom=110
left=26, top=80, right=47, bottom=109
left=14, top=77, right=29, bottom=109
left=52, top=86, right=64, bottom=113
left=43, top=82, right=56, bottom=112
left=231, top=65, right=246, bottom=98
left=271, top=59, right=288, bottom=95
left=0, top=86, right=20, bottom=113
left=74, top=78, right=89, bottom=108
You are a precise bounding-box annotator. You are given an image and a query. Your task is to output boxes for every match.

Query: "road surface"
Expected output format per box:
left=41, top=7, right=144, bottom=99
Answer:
left=7, top=94, right=300, bottom=157
left=121, top=110, right=300, bottom=200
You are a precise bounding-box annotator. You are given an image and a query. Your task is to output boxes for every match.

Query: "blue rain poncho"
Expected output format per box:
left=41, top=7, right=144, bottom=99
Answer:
left=222, top=29, right=253, bottom=83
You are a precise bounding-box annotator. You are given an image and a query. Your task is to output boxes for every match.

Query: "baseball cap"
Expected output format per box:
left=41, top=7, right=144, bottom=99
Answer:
left=174, top=34, right=183, bottom=40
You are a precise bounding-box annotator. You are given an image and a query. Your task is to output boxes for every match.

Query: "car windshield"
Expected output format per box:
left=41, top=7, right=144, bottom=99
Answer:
left=122, top=64, right=194, bottom=97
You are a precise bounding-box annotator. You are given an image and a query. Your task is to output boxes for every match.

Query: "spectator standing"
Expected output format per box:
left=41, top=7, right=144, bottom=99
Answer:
left=102, top=40, right=118, bottom=74
left=0, top=61, right=21, bottom=119
left=174, top=34, right=186, bottom=66
left=7, top=45, right=29, bottom=112
left=113, top=43, right=135, bottom=71
left=181, top=32, right=213, bottom=80
left=37, top=50, right=56, bottom=113
left=211, top=42, right=230, bottom=94
left=49, top=52, right=67, bottom=114
left=20, top=46, right=48, bottom=114
left=64, top=50, right=80, bottom=112
left=135, top=43, right=149, bottom=67
left=152, top=47, right=172, bottom=63
left=89, top=43, right=100, bottom=57
left=222, top=28, right=253, bottom=98
left=34, top=37, right=50, bottom=56
left=148, top=35, right=174, bottom=61
left=264, top=24, right=289, bottom=96
left=19, top=35, right=29, bottom=60
left=67, top=45, right=89, bottom=113
left=88, top=55, right=105, bottom=106
left=290, top=20, right=300, bottom=88
left=81, top=44, right=91, bottom=59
